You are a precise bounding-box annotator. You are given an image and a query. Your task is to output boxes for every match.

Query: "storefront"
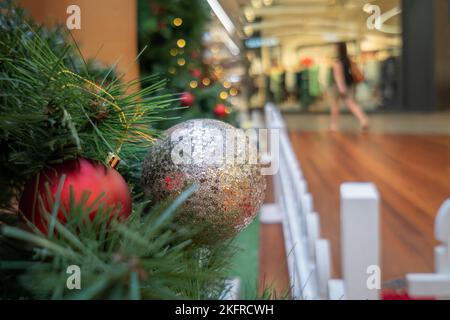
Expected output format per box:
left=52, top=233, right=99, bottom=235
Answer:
left=244, top=0, right=448, bottom=113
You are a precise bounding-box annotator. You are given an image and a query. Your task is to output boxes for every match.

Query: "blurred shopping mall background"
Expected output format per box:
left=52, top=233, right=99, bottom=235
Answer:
left=20, top=0, right=450, bottom=118
left=220, top=0, right=449, bottom=114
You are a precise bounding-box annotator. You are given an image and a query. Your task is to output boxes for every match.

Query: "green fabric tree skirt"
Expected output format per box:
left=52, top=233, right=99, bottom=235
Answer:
left=228, top=217, right=259, bottom=299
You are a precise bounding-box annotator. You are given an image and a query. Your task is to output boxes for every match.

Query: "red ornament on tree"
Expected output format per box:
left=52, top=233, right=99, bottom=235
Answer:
left=180, top=92, right=195, bottom=107
left=190, top=68, right=202, bottom=78
left=19, top=157, right=132, bottom=233
left=214, top=103, right=227, bottom=118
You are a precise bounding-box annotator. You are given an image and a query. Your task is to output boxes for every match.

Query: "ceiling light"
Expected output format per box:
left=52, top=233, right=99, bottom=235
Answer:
left=206, top=0, right=236, bottom=34
left=222, top=31, right=240, bottom=56
left=251, top=0, right=263, bottom=9
left=244, top=26, right=254, bottom=37
left=244, top=7, right=256, bottom=22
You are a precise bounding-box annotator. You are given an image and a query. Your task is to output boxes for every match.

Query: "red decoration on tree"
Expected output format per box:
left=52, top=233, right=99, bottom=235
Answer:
left=19, top=157, right=132, bottom=233
left=190, top=68, right=202, bottom=78
left=180, top=91, right=195, bottom=106
left=214, top=103, right=227, bottom=118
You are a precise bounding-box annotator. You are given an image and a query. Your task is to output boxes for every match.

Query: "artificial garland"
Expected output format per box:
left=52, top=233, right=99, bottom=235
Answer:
left=0, top=1, right=234, bottom=300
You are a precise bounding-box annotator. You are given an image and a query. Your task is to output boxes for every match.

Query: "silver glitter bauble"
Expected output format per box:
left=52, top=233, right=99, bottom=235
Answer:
left=141, top=119, right=266, bottom=243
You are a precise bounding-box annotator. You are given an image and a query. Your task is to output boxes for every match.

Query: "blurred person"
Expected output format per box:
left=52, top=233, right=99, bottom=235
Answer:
left=329, top=42, right=369, bottom=132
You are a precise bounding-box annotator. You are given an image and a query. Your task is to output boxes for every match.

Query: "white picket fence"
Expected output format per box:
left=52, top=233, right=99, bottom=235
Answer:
left=261, top=103, right=380, bottom=300
left=255, top=103, right=450, bottom=300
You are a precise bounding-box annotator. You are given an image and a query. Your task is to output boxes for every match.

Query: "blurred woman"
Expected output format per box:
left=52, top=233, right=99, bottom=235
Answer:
left=329, top=42, right=369, bottom=131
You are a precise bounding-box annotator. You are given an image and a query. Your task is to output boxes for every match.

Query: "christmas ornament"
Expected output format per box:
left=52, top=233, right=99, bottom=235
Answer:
left=214, top=103, right=227, bottom=118
left=141, top=119, right=266, bottom=243
left=19, top=157, right=132, bottom=233
left=190, top=68, right=202, bottom=78
left=180, top=91, right=195, bottom=107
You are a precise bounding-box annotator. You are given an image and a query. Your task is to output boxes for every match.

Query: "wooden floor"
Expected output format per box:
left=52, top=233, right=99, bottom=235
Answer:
left=258, top=176, right=290, bottom=297
left=288, top=132, right=450, bottom=281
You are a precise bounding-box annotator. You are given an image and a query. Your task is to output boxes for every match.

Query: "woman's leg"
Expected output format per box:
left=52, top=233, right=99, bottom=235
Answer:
left=344, top=95, right=369, bottom=130
left=329, top=92, right=340, bottom=132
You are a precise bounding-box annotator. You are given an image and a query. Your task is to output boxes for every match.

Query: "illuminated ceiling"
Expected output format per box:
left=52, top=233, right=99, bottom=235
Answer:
left=218, top=0, right=401, bottom=48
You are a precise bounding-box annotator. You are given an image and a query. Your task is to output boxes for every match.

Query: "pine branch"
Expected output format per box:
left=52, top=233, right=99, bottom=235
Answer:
left=0, top=184, right=234, bottom=300
left=0, top=1, right=240, bottom=301
left=0, top=1, right=172, bottom=209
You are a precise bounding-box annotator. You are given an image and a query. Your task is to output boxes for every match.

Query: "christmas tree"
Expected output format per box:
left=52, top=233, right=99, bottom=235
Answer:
left=138, top=0, right=238, bottom=128
left=0, top=1, right=235, bottom=300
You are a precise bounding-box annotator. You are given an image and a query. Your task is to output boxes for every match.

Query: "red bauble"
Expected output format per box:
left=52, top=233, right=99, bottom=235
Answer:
left=180, top=92, right=195, bottom=107
left=190, top=68, right=202, bottom=78
left=19, top=158, right=132, bottom=233
left=214, top=103, right=227, bottom=118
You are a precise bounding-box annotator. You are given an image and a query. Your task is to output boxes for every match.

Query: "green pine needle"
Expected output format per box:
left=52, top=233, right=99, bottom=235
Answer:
left=0, top=0, right=246, bottom=301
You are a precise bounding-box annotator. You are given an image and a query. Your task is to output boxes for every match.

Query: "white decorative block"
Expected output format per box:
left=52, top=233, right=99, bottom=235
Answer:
left=328, top=279, right=345, bottom=300
left=406, top=198, right=450, bottom=299
left=315, top=239, right=332, bottom=299
left=301, top=193, right=313, bottom=215
left=260, top=203, right=283, bottom=224
left=306, top=213, right=320, bottom=259
left=220, top=277, right=241, bottom=300
left=407, top=274, right=450, bottom=297
left=340, top=183, right=380, bottom=300
left=435, top=245, right=450, bottom=274
left=435, top=199, right=450, bottom=243
left=298, top=180, right=308, bottom=194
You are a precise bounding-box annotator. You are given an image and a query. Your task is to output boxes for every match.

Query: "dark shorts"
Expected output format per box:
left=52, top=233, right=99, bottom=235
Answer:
left=329, top=85, right=355, bottom=99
